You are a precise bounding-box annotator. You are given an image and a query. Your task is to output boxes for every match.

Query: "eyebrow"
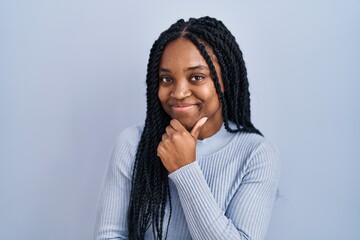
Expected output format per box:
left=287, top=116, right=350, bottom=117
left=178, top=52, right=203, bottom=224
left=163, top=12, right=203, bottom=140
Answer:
left=186, top=65, right=209, bottom=71
left=159, top=65, right=209, bottom=73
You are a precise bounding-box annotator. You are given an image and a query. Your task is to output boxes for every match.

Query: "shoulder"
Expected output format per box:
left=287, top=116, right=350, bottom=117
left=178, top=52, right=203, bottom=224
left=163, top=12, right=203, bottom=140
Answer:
left=233, top=131, right=279, bottom=159
left=110, top=123, right=144, bottom=177
left=234, top=131, right=281, bottom=180
left=113, top=122, right=144, bottom=157
left=115, top=122, right=144, bottom=147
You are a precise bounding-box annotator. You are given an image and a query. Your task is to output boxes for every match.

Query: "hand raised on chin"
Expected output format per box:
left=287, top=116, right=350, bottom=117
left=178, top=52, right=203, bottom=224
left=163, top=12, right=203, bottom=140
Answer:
left=157, top=117, right=208, bottom=173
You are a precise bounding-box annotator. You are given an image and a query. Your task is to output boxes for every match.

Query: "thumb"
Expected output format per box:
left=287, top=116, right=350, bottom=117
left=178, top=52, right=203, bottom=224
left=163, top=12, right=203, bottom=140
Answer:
left=190, top=117, right=208, bottom=139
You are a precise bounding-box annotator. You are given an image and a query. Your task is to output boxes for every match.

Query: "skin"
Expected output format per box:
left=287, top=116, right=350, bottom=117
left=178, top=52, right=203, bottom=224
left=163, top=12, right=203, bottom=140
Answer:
left=157, top=38, right=224, bottom=173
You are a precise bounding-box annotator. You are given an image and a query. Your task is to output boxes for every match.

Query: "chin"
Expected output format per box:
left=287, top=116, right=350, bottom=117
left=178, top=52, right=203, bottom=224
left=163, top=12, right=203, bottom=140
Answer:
left=176, top=118, right=197, bottom=131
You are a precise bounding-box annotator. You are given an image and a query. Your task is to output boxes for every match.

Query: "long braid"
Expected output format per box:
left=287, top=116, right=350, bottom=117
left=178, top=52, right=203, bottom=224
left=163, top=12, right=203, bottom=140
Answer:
left=128, top=16, right=262, bottom=240
left=127, top=25, right=181, bottom=239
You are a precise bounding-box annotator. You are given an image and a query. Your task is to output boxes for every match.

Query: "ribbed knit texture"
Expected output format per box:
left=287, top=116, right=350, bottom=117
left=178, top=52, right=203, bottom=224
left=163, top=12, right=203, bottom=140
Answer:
left=94, top=122, right=280, bottom=240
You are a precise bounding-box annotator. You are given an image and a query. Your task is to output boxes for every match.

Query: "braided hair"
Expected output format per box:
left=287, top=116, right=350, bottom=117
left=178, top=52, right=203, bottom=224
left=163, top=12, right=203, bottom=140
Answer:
left=127, top=16, right=261, bottom=239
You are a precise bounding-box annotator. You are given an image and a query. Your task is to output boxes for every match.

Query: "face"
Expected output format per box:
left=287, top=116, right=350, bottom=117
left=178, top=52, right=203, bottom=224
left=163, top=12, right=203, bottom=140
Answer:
left=158, top=38, right=224, bottom=139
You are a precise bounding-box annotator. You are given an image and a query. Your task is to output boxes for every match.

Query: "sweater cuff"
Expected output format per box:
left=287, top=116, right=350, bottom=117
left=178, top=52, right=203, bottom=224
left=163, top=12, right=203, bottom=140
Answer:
left=168, top=162, right=212, bottom=202
left=168, top=161, right=200, bottom=182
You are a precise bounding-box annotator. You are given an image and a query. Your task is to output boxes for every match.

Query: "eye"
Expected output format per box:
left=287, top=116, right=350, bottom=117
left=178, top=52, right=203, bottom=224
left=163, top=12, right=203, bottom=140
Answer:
left=159, top=76, right=172, bottom=84
left=190, top=75, right=205, bottom=82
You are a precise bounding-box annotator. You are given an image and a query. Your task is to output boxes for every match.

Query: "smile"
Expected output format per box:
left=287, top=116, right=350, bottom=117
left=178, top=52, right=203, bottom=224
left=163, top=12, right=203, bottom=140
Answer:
left=171, top=104, right=198, bottom=112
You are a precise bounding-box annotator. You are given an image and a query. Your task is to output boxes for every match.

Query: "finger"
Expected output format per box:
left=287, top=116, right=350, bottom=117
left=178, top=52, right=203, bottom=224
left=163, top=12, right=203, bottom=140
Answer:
left=162, top=133, right=168, bottom=141
left=166, top=125, right=176, bottom=136
left=190, top=117, right=208, bottom=139
left=169, top=119, right=186, bottom=131
left=157, top=144, right=163, bottom=157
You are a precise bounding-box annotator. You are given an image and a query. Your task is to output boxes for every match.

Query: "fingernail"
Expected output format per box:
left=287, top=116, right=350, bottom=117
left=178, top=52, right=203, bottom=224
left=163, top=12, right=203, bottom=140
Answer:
left=200, top=117, right=208, bottom=125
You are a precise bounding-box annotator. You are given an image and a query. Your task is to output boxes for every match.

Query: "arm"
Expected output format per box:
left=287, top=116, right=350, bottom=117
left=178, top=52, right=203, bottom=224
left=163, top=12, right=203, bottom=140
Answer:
left=168, top=142, right=280, bottom=240
left=94, top=128, right=139, bottom=240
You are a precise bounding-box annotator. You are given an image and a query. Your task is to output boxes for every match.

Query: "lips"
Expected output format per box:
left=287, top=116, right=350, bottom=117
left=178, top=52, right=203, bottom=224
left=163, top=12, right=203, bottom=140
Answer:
left=173, top=105, right=196, bottom=111
left=169, top=102, right=200, bottom=113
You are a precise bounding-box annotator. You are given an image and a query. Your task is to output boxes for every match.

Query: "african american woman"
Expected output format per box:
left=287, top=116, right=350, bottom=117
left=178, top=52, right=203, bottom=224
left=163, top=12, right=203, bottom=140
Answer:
left=94, top=16, right=280, bottom=240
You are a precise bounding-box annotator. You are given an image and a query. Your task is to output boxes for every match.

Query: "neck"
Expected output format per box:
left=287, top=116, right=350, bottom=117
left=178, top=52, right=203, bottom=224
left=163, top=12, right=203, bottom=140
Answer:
left=198, top=115, right=223, bottom=140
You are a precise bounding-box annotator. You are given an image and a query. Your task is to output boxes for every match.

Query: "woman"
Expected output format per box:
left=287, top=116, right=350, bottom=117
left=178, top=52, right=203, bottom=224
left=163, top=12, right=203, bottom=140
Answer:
left=95, top=16, right=280, bottom=240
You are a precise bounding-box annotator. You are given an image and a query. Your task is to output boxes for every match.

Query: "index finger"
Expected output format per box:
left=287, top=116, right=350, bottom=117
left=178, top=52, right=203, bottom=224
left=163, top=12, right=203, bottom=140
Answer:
left=190, top=117, right=208, bottom=139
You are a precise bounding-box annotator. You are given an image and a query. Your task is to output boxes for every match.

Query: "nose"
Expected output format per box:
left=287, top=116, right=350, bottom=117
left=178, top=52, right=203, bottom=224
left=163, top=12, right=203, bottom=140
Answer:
left=170, top=80, right=191, bottom=99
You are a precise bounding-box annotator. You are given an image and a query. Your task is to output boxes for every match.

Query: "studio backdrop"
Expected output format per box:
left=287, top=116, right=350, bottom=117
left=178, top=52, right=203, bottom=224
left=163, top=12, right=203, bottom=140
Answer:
left=1, top=0, right=359, bottom=239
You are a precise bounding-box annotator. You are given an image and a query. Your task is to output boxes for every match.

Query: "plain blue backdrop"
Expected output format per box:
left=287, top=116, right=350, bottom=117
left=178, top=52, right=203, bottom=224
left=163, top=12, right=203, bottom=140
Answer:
left=1, top=0, right=359, bottom=239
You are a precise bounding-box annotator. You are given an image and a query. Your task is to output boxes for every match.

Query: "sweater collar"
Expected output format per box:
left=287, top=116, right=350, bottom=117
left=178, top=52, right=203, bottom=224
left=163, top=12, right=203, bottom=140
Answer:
left=196, top=122, right=237, bottom=156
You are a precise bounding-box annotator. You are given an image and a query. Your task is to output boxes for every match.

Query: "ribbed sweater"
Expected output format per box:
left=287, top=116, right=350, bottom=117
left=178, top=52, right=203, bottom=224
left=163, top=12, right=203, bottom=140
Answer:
left=94, top=122, right=280, bottom=240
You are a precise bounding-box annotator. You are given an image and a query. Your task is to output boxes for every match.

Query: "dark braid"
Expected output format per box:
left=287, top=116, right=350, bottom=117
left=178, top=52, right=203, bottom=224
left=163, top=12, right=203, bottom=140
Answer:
left=128, top=16, right=261, bottom=240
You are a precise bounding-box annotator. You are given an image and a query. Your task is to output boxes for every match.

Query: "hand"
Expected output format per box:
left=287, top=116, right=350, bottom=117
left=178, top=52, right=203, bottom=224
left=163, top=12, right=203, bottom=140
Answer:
left=157, top=117, right=208, bottom=173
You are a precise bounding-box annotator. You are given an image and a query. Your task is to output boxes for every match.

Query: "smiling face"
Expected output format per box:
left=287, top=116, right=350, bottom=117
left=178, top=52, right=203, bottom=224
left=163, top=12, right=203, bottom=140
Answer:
left=158, top=38, right=224, bottom=139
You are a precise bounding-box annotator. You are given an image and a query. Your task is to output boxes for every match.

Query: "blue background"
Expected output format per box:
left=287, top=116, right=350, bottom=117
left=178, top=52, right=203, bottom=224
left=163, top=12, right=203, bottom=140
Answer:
left=1, top=0, right=359, bottom=239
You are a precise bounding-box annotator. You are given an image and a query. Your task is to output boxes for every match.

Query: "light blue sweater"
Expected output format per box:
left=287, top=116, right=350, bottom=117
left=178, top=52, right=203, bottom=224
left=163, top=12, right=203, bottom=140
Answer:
left=94, top=123, right=280, bottom=240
